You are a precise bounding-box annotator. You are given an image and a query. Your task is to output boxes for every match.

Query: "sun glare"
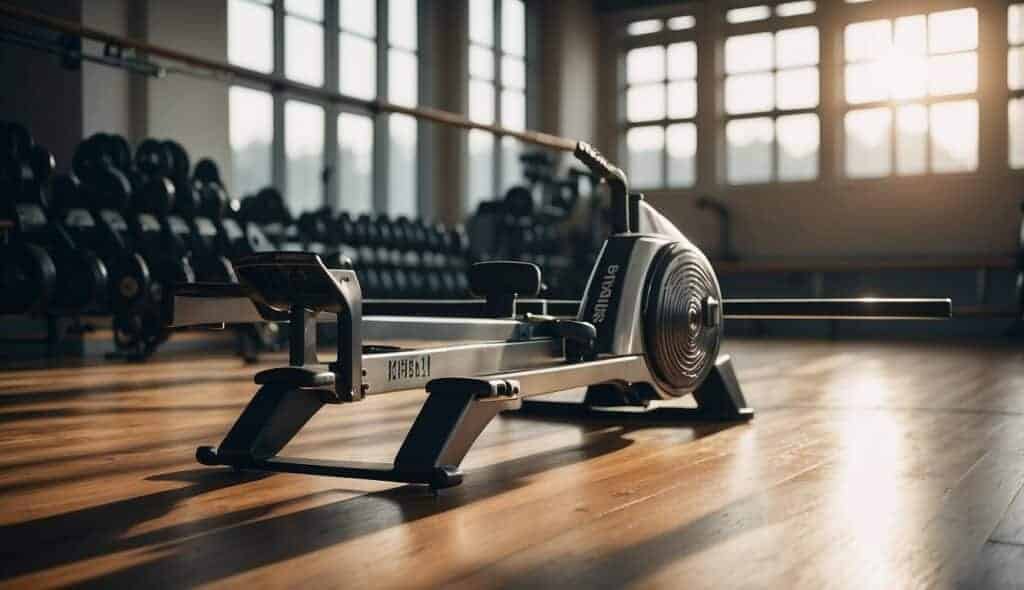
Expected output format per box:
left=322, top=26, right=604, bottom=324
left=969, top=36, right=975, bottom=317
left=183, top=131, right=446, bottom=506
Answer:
left=844, top=8, right=979, bottom=176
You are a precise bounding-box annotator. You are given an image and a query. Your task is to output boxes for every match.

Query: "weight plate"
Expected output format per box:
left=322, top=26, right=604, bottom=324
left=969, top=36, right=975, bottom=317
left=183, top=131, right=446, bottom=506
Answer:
left=642, top=242, right=723, bottom=396
left=135, top=138, right=172, bottom=177
left=53, top=249, right=108, bottom=311
left=193, top=158, right=222, bottom=186
left=0, top=243, right=57, bottom=313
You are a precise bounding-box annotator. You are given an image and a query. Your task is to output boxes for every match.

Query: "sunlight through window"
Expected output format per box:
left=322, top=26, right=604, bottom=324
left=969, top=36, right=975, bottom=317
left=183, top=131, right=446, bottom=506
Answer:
left=843, top=8, right=979, bottom=177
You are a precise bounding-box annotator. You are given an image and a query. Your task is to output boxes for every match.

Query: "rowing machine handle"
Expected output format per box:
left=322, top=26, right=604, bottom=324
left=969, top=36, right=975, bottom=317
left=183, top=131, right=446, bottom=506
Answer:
left=574, top=142, right=630, bottom=234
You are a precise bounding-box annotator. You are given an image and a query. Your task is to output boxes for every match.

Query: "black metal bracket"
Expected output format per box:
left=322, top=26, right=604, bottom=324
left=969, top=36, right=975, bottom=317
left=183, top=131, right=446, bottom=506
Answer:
left=517, top=355, right=754, bottom=422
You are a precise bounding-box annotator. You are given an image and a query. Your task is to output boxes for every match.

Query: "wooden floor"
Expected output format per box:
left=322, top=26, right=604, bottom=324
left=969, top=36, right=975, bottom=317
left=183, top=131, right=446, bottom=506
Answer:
left=1, top=338, right=1023, bottom=589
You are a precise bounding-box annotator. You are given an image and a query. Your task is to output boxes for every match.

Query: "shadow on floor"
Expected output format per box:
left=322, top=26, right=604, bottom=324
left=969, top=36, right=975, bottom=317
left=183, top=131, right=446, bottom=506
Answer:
left=0, top=415, right=739, bottom=587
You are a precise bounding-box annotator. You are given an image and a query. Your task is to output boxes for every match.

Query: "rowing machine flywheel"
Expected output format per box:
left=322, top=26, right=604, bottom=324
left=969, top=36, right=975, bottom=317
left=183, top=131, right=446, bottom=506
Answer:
left=642, top=241, right=723, bottom=396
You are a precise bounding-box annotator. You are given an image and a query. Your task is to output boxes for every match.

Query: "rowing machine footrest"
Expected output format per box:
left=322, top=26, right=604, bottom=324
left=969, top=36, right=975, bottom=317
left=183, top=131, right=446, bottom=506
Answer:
left=469, top=261, right=541, bottom=317
left=254, top=367, right=336, bottom=388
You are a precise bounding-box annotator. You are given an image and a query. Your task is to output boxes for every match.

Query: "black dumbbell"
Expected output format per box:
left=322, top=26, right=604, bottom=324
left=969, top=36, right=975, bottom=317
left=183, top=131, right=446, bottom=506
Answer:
left=0, top=141, right=108, bottom=314
left=52, top=173, right=152, bottom=313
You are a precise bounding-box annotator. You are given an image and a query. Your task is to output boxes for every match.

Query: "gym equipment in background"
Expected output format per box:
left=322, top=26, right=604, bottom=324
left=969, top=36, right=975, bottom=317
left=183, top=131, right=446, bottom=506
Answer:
left=173, top=142, right=952, bottom=489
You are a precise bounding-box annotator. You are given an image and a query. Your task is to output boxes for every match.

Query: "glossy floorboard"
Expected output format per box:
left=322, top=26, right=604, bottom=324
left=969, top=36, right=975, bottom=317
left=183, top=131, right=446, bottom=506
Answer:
left=0, top=338, right=1022, bottom=589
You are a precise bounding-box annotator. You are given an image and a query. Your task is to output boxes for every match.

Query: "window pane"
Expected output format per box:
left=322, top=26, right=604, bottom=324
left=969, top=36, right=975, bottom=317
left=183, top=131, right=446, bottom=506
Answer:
left=666, top=123, right=696, bottom=187
left=776, top=27, right=818, bottom=68
left=928, top=52, right=976, bottom=96
left=627, top=126, right=664, bottom=188
left=229, top=0, right=273, bottom=73
left=501, top=90, right=526, bottom=130
left=667, top=16, right=695, bottom=31
left=229, top=86, right=273, bottom=197
left=667, top=80, right=697, bottom=119
left=286, top=0, right=322, bottom=21
left=777, top=114, right=819, bottom=181
left=1009, top=47, right=1024, bottom=91
left=776, top=1, right=815, bottom=17
left=470, top=45, right=495, bottom=80
left=845, top=61, right=889, bottom=104
left=502, top=0, right=525, bottom=57
left=929, top=9, right=977, bottom=54
left=502, top=55, right=526, bottom=89
left=727, top=6, right=770, bottom=24
left=845, top=20, right=891, bottom=63
left=340, top=33, right=377, bottom=99
left=389, top=0, right=417, bottom=50
left=628, top=19, right=662, bottom=36
left=726, top=117, right=773, bottom=184
left=338, top=113, right=373, bottom=215
left=285, top=101, right=325, bottom=214
left=340, top=0, right=375, bottom=36
left=896, top=104, right=927, bottom=175
left=500, top=137, right=523, bottom=192
left=891, top=55, right=928, bottom=100
left=389, top=114, right=417, bottom=217
left=725, top=33, right=773, bottom=73
left=776, top=67, right=818, bottom=109
left=626, top=46, right=665, bottom=84
left=469, top=0, right=493, bottom=46
left=845, top=108, right=891, bottom=178
left=725, top=73, right=774, bottom=114
left=1010, top=98, right=1024, bottom=169
left=285, top=16, right=324, bottom=86
left=1011, top=5, right=1024, bottom=46
left=469, top=79, right=495, bottom=123
left=467, top=129, right=495, bottom=210
left=627, top=83, right=666, bottom=122
left=389, top=49, right=418, bottom=106
left=930, top=100, right=978, bottom=173
left=894, top=15, right=926, bottom=55
left=667, top=42, right=697, bottom=80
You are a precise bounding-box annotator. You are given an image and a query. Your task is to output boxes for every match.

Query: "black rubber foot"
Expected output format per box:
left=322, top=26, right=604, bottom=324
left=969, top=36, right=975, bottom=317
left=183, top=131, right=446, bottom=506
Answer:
left=196, top=446, right=219, bottom=465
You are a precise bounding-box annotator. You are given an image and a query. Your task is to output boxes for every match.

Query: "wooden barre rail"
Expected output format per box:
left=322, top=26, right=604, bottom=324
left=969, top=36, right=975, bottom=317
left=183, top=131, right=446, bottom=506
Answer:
left=712, top=256, right=1018, bottom=274
left=0, top=2, right=578, bottom=153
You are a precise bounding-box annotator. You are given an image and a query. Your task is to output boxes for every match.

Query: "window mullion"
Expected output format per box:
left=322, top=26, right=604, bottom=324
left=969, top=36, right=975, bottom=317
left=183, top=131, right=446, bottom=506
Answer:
left=492, top=0, right=503, bottom=195
left=272, top=0, right=287, bottom=191
left=374, top=0, right=390, bottom=213
left=325, top=0, right=341, bottom=211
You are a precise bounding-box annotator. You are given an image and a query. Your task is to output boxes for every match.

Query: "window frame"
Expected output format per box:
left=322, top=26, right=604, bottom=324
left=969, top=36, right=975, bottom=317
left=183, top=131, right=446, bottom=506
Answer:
left=464, top=0, right=534, bottom=212
left=719, top=5, right=822, bottom=187
left=227, top=0, right=427, bottom=216
left=838, top=3, right=983, bottom=180
left=618, top=13, right=701, bottom=190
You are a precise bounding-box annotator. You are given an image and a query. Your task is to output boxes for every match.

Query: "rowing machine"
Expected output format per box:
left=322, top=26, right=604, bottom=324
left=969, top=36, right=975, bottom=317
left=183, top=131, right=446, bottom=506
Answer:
left=172, top=142, right=951, bottom=489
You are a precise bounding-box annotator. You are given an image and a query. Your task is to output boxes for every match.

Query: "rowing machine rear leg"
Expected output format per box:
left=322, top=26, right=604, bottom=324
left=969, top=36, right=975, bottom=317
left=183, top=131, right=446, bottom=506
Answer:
left=517, top=355, right=754, bottom=422
left=197, top=375, right=519, bottom=489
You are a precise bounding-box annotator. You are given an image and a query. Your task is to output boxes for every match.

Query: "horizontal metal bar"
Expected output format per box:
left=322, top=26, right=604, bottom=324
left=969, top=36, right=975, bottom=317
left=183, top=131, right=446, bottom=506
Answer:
left=362, top=316, right=529, bottom=344
left=361, top=339, right=561, bottom=395
left=721, top=298, right=952, bottom=320
left=0, top=2, right=576, bottom=152
left=489, top=355, right=651, bottom=399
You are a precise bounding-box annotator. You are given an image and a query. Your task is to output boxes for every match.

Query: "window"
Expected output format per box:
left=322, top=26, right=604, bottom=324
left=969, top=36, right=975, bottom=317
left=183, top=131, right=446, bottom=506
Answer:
left=228, top=1, right=423, bottom=216
left=228, top=86, right=273, bottom=197
left=1010, top=3, right=1024, bottom=169
left=285, top=0, right=324, bottom=86
left=466, top=0, right=529, bottom=213
left=387, top=0, right=419, bottom=217
left=724, top=22, right=820, bottom=184
left=229, top=0, right=273, bottom=74
left=843, top=8, right=979, bottom=177
left=285, top=100, right=325, bottom=214
left=621, top=12, right=699, bottom=189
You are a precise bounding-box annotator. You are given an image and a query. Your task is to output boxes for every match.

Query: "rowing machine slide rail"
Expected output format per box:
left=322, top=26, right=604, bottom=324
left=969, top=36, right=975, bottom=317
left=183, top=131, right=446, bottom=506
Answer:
left=176, top=142, right=952, bottom=489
